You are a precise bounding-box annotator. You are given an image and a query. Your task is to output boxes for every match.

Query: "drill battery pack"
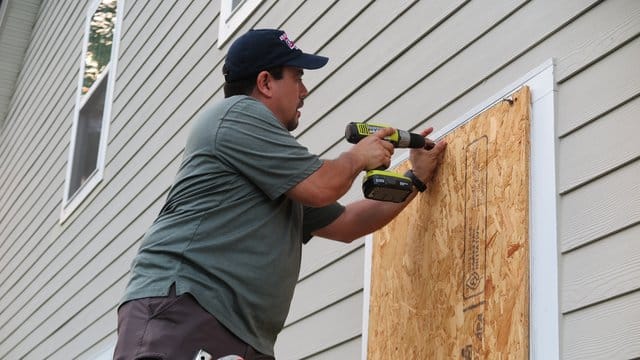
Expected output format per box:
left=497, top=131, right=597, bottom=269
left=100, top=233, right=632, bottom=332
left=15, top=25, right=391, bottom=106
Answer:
left=362, top=170, right=413, bottom=203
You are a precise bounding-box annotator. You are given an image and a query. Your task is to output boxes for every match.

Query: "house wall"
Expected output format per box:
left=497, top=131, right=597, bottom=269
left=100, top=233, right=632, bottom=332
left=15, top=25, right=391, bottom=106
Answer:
left=0, top=0, right=638, bottom=359
left=0, top=0, right=41, bottom=126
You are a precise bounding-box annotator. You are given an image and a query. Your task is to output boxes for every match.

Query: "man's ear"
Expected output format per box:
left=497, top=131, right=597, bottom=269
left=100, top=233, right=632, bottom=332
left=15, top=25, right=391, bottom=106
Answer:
left=254, top=71, right=272, bottom=98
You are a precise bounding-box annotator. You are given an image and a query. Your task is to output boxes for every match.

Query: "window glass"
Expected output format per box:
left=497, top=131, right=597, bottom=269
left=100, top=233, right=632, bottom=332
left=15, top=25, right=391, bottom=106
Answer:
left=70, top=74, right=107, bottom=195
left=82, top=0, right=116, bottom=94
left=62, top=0, right=121, bottom=221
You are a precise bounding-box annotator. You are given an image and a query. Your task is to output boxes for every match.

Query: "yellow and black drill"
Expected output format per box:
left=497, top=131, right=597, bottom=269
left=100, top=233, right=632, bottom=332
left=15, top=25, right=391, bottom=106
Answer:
left=345, top=122, right=434, bottom=203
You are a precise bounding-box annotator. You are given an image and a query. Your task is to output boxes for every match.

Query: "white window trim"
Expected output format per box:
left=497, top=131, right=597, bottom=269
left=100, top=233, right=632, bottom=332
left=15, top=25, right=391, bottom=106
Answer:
left=361, top=59, right=560, bottom=360
left=92, top=344, right=114, bottom=360
left=61, top=0, right=124, bottom=223
left=217, top=0, right=264, bottom=48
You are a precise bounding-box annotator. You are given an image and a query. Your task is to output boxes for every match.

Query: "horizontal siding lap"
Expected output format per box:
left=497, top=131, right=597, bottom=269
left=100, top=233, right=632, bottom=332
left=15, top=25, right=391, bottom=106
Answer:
left=113, top=0, right=192, bottom=107
left=297, top=174, right=367, bottom=279
left=4, top=0, right=639, bottom=358
left=299, top=235, right=363, bottom=280
left=0, top=1, right=85, bottom=292
left=293, top=0, right=374, bottom=59
left=562, top=290, right=640, bottom=359
left=557, top=36, right=640, bottom=137
left=304, top=337, right=361, bottom=360
left=109, top=1, right=218, bottom=149
left=0, top=26, right=197, bottom=344
left=2, top=0, right=78, bottom=129
left=33, top=246, right=134, bottom=359
left=561, top=224, right=640, bottom=313
left=277, top=0, right=339, bottom=44
left=296, top=0, right=529, bottom=154
left=0, top=83, right=79, bottom=252
left=291, top=0, right=421, bottom=139
left=0, top=22, right=240, bottom=358
left=0, top=10, right=82, bottom=214
left=559, top=160, right=640, bottom=252
left=0, top=84, right=75, bottom=262
left=118, top=0, right=155, bottom=43
left=0, top=35, right=78, bottom=174
left=346, top=0, right=598, bottom=148
left=357, top=0, right=632, bottom=170
left=558, top=96, right=640, bottom=193
left=61, top=308, right=117, bottom=360
left=3, top=0, right=47, bottom=86
left=0, top=158, right=68, bottom=303
left=116, top=0, right=177, bottom=78
left=0, top=71, right=74, bottom=224
left=74, top=333, right=118, bottom=360
left=12, top=275, right=128, bottom=360
left=0, top=157, right=171, bottom=357
left=250, top=0, right=300, bottom=36
left=275, top=292, right=363, bottom=359
left=0, top=53, right=220, bottom=350
left=554, top=0, right=640, bottom=82
left=286, top=246, right=364, bottom=326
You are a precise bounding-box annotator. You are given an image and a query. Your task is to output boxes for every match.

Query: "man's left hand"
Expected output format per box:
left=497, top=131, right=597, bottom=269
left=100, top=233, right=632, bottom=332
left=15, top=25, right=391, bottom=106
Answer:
left=409, top=127, right=447, bottom=185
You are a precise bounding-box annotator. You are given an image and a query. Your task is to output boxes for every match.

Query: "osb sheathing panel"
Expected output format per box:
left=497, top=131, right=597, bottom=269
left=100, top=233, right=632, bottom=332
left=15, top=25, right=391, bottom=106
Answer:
left=368, top=87, right=531, bottom=359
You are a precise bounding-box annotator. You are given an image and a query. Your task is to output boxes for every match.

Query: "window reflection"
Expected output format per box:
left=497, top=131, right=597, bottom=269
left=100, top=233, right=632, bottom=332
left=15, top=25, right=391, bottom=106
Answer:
left=82, top=0, right=117, bottom=95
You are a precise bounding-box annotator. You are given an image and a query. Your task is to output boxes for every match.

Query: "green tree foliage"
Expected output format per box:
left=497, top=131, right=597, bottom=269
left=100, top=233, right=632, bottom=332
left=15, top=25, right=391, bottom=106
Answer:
left=82, top=0, right=117, bottom=94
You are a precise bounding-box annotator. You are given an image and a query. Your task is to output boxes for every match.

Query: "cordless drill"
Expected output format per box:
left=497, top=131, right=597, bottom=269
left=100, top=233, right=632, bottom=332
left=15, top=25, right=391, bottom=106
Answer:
left=344, top=122, right=434, bottom=203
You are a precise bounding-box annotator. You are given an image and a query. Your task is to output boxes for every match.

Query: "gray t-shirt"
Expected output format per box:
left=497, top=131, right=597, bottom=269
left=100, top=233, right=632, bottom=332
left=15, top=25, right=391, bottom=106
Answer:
left=122, top=96, right=345, bottom=355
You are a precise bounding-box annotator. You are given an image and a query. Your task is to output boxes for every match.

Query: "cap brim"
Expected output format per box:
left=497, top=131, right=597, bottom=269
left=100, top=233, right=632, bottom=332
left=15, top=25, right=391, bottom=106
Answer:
left=285, top=53, right=329, bottom=70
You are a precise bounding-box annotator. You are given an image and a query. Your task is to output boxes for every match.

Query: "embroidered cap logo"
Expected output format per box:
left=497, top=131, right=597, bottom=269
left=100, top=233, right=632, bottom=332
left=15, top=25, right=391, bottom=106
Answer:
left=279, top=33, right=298, bottom=50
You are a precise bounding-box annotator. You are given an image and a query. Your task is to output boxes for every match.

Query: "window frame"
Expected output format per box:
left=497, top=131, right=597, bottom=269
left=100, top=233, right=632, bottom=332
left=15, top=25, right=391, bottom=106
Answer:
left=61, top=0, right=123, bottom=223
left=92, top=344, right=114, bottom=360
left=361, top=60, right=560, bottom=359
left=217, top=0, right=264, bottom=48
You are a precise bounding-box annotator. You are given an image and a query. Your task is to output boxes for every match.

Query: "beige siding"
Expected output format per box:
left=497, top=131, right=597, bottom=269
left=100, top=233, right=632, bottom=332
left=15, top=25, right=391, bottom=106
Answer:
left=563, top=291, right=640, bottom=359
left=0, top=0, right=639, bottom=359
left=0, top=0, right=41, bottom=126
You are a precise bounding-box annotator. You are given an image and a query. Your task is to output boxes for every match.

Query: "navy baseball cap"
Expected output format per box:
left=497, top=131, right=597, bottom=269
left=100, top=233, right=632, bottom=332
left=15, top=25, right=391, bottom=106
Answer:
left=223, top=29, right=329, bottom=82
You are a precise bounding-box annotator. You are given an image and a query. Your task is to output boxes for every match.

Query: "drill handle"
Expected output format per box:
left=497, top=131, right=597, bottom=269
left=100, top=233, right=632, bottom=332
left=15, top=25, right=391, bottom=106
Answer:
left=344, top=122, right=372, bottom=144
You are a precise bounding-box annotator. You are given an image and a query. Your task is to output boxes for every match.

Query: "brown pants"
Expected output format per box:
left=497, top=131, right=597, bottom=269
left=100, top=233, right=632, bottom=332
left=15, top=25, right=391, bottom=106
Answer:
left=114, top=286, right=274, bottom=360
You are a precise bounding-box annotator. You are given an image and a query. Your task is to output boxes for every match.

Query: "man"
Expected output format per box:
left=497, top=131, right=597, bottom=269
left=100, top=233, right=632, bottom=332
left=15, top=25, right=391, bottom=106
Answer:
left=114, top=29, right=446, bottom=360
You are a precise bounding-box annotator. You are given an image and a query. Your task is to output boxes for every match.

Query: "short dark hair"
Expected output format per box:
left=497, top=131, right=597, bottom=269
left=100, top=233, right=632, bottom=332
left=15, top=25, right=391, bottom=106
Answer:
left=223, top=66, right=285, bottom=98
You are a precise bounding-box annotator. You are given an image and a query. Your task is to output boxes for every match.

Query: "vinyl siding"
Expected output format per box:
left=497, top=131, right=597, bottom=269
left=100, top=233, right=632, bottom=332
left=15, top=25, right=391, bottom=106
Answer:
left=0, top=0, right=638, bottom=359
left=0, top=0, right=41, bottom=126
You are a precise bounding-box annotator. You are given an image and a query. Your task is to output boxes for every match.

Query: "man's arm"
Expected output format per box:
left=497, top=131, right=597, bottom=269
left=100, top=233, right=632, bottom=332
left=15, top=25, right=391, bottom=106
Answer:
left=286, top=127, right=396, bottom=207
left=312, top=128, right=447, bottom=242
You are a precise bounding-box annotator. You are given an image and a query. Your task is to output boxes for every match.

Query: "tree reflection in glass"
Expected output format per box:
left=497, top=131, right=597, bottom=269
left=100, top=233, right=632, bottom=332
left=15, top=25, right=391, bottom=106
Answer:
left=82, top=0, right=117, bottom=95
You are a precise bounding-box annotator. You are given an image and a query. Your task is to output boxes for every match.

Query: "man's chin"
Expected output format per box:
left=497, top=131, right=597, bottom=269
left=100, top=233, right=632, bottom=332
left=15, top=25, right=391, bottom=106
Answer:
left=288, top=112, right=300, bottom=131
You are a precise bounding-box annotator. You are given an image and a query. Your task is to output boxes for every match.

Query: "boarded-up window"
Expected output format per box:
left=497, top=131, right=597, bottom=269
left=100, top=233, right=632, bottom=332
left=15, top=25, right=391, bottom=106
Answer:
left=367, top=87, right=531, bottom=359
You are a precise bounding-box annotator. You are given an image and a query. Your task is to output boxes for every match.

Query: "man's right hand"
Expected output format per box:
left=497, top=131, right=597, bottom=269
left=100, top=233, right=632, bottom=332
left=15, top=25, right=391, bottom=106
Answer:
left=286, top=127, right=396, bottom=207
left=348, top=127, right=396, bottom=171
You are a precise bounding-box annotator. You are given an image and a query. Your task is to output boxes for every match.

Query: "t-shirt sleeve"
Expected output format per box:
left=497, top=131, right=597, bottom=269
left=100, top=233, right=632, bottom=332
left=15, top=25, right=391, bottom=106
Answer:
left=302, top=202, right=346, bottom=243
left=214, top=98, right=322, bottom=199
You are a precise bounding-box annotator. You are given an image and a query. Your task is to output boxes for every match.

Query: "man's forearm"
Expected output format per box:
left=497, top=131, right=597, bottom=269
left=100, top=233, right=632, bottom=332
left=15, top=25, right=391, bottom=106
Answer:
left=313, top=189, right=418, bottom=242
left=286, top=151, right=366, bottom=207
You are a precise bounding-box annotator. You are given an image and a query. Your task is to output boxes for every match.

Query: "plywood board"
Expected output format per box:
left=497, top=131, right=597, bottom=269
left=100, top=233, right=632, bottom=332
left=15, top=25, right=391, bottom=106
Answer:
left=367, top=86, right=530, bottom=359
